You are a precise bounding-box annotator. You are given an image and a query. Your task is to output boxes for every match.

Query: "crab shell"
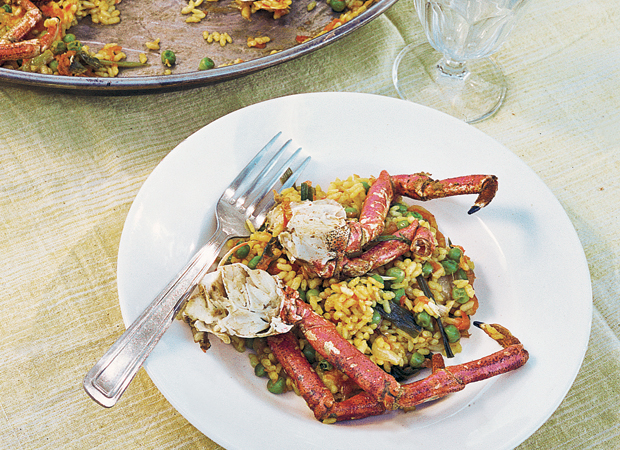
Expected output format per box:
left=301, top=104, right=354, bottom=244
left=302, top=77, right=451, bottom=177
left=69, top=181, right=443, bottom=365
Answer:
left=182, top=263, right=293, bottom=343
left=266, top=198, right=350, bottom=269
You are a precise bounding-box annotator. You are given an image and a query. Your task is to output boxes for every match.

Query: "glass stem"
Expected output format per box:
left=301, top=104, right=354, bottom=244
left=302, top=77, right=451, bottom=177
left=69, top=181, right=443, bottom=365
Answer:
left=437, top=57, right=469, bottom=80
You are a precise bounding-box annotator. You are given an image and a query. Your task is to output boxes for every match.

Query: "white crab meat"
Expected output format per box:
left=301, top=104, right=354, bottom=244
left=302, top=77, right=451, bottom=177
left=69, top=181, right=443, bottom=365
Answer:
left=182, top=263, right=293, bottom=343
left=267, top=199, right=347, bottom=267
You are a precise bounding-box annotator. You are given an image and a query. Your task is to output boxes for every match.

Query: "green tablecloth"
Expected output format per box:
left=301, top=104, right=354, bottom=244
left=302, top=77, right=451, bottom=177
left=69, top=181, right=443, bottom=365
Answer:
left=1, top=0, right=618, bottom=448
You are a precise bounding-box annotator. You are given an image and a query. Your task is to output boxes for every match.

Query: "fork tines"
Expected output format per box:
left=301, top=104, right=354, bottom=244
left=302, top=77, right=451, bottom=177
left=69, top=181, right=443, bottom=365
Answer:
left=228, top=132, right=311, bottom=223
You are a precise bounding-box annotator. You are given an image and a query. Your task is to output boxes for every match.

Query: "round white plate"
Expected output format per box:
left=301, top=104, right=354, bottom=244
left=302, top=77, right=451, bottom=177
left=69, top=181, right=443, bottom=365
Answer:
left=117, top=92, right=592, bottom=450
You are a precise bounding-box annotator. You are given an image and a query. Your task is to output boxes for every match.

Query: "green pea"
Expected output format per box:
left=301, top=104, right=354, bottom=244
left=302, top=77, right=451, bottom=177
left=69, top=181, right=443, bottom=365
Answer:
left=66, top=41, right=82, bottom=52
left=361, top=181, right=370, bottom=193
left=447, top=247, right=463, bottom=261
left=302, top=345, right=316, bottom=363
left=161, top=49, right=176, bottom=67
left=306, top=289, right=320, bottom=300
left=386, top=267, right=406, bottom=284
left=409, top=352, right=425, bottom=368
left=330, top=0, right=346, bottom=12
left=455, top=268, right=468, bottom=280
left=421, top=262, right=433, bottom=277
left=62, top=34, right=76, bottom=43
left=247, top=255, right=261, bottom=269
left=267, top=377, right=286, bottom=394
left=198, top=56, right=215, bottom=70
left=444, top=324, right=461, bottom=343
left=392, top=288, right=406, bottom=303
left=441, top=259, right=458, bottom=275
left=371, top=308, right=382, bottom=325
left=344, top=206, right=358, bottom=218
left=396, top=218, right=410, bottom=229
left=370, top=274, right=384, bottom=288
left=51, top=40, right=67, bottom=55
left=452, top=287, right=469, bottom=304
left=2, top=4, right=12, bottom=12
left=415, top=311, right=432, bottom=329
left=49, top=59, right=59, bottom=72
left=254, top=363, right=267, bottom=377
left=235, top=244, right=250, bottom=258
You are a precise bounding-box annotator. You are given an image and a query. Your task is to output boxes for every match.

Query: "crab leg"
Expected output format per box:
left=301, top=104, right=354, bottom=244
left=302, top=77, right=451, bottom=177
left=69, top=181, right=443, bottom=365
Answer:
left=339, top=219, right=435, bottom=278
left=391, top=173, right=499, bottom=214
left=277, top=296, right=528, bottom=421
left=0, top=17, right=60, bottom=61
left=0, top=0, right=60, bottom=62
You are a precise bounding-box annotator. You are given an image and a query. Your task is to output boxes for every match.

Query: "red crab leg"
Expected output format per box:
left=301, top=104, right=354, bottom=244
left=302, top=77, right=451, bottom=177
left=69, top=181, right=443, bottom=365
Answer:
left=278, top=295, right=528, bottom=422
left=391, top=173, right=499, bottom=214
left=345, top=170, right=394, bottom=252
left=0, top=17, right=60, bottom=61
left=340, top=219, right=435, bottom=277
left=0, top=0, right=43, bottom=45
left=267, top=333, right=387, bottom=421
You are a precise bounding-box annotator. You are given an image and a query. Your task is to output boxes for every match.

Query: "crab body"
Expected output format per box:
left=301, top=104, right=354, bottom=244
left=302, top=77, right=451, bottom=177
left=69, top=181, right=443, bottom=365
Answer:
left=266, top=170, right=498, bottom=279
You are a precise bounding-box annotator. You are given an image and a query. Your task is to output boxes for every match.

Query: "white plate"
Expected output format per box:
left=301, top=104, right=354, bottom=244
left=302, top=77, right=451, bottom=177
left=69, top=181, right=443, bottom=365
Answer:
left=117, top=93, right=592, bottom=450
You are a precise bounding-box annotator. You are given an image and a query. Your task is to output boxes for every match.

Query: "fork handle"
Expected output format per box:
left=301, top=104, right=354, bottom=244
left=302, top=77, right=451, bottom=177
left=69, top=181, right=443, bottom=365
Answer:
left=83, top=227, right=230, bottom=407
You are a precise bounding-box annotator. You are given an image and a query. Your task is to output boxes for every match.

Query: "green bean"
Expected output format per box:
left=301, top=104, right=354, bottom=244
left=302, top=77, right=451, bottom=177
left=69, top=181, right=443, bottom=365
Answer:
left=247, top=255, right=261, bottom=269
left=2, top=4, right=12, bottom=12
left=396, top=218, right=410, bottom=229
left=444, top=324, right=461, bottom=343
left=407, top=211, right=423, bottom=220
left=267, top=377, right=286, bottom=394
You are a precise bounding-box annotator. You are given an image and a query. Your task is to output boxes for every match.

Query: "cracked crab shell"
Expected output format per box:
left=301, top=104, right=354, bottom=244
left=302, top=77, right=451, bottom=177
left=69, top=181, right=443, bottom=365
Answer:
left=268, top=199, right=348, bottom=267
left=182, top=263, right=294, bottom=342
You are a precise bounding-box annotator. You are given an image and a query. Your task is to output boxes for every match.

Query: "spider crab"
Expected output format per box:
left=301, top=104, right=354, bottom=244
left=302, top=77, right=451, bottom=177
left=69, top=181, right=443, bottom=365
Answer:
left=182, top=263, right=529, bottom=422
left=265, top=170, right=498, bottom=279
left=0, top=0, right=60, bottom=62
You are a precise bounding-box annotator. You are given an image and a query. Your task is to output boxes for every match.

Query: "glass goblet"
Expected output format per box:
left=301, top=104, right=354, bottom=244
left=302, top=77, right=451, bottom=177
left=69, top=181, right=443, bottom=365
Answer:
left=393, top=0, right=529, bottom=123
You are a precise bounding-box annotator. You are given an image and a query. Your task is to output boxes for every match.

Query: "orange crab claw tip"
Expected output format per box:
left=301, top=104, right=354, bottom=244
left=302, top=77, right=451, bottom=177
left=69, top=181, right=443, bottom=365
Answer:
left=473, top=321, right=485, bottom=328
left=468, top=205, right=481, bottom=215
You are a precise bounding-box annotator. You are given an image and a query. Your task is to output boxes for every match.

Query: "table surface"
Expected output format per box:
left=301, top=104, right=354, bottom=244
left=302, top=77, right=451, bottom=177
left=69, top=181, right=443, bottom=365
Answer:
left=1, top=0, right=618, bottom=448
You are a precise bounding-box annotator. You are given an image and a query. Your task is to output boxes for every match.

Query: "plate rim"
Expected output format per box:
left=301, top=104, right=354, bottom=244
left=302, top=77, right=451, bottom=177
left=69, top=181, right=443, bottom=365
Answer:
left=0, top=1, right=396, bottom=92
left=116, top=92, right=593, bottom=450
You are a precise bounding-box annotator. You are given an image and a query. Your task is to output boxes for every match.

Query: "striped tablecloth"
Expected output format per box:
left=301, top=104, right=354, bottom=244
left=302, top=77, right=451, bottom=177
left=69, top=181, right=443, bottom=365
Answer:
left=1, top=0, right=618, bottom=448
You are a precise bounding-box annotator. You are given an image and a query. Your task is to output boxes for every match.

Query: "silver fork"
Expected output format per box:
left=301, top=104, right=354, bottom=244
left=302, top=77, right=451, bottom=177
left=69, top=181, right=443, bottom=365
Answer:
left=83, top=132, right=310, bottom=408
